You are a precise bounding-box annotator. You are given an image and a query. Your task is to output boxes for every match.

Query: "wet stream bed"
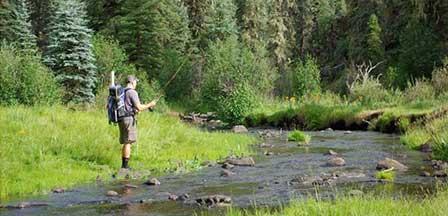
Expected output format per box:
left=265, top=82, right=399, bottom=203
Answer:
left=1, top=130, right=443, bottom=216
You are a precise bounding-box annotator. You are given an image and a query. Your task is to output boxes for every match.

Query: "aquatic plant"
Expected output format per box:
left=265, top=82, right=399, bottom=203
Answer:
left=375, top=168, right=395, bottom=181
left=287, top=130, right=311, bottom=144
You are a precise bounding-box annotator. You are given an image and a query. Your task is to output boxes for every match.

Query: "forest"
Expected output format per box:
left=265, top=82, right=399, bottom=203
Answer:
left=1, top=0, right=448, bottom=215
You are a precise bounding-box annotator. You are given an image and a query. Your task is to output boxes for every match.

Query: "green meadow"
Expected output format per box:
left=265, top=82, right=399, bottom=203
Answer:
left=0, top=106, right=255, bottom=200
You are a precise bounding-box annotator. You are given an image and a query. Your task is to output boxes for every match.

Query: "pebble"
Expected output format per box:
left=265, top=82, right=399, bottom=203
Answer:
left=327, top=157, right=346, bottom=167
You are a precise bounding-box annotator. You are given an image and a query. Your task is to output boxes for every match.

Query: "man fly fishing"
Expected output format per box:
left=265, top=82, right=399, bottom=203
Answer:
left=118, top=75, right=157, bottom=169
left=108, top=60, right=185, bottom=170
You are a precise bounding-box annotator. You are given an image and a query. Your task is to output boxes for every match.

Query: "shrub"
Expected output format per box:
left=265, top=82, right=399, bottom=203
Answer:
left=216, top=83, right=256, bottom=124
left=292, top=55, right=321, bottom=98
left=404, top=79, right=435, bottom=102
left=0, top=44, right=60, bottom=105
left=287, top=130, right=311, bottom=145
left=202, top=36, right=269, bottom=124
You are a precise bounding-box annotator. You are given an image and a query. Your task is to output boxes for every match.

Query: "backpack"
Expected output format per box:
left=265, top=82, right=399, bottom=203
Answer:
left=107, top=85, right=133, bottom=124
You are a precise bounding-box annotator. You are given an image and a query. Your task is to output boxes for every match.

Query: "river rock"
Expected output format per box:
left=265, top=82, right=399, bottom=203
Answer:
left=431, top=160, right=448, bottom=170
left=124, top=184, right=138, bottom=189
left=168, top=194, right=179, bottom=201
left=420, top=171, right=431, bottom=177
left=106, top=190, right=119, bottom=197
left=144, top=178, right=161, bottom=186
left=324, top=150, right=338, bottom=156
left=433, top=170, right=447, bottom=177
left=264, top=151, right=274, bottom=156
left=221, top=162, right=235, bottom=169
left=259, top=143, right=274, bottom=148
left=419, top=143, right=432, bottom=153
left=196, top=195, right=232, bottom=207
left=201, top=160, right=215, bottom=167
left=221, top=169, right=235, bottom=177
left=376, top=158, right=408, bottom=171
left=178, top=193, right=190, bottom=201
left=224, top=157, right=255, bottom=166
left=232, top=125, right=248, bottom=133
left=327, top=157, right=346, bottom=166
left=5, top=202, right=49, bottom=209
left=52, top=188, right=65, bottom=193
left=344, top=131, right=353, bottom=134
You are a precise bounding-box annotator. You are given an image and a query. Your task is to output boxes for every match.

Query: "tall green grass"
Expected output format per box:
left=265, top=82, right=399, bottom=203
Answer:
left=0, top=106, right=256, bottom=200
left=227, top=191, right=448, bottom=216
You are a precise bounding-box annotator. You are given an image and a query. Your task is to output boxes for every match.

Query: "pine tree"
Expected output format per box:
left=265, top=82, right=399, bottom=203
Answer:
left=28, top=0, right=53, bottom=48
left=367, top=14, right=384, bottom=64
left=0, top=0, right=36, bottom=51
left=203, top=0, right=238, bottom=43
left=236, top=0, right=269, bottom=50
left=43, top=0, right=97, bottom=104
left=10, top=0, right=36, bottom=50
left=112, top=0, right=191, bottom=77
left=0, top=0, right=14, bottom=41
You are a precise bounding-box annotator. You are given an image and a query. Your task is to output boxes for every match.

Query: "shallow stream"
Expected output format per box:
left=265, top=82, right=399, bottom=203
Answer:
left=0, top=130, right=440, bottom=216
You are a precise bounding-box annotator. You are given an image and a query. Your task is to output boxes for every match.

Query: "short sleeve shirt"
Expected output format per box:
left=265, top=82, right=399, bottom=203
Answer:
left=125, top=89, right=140, bottom=115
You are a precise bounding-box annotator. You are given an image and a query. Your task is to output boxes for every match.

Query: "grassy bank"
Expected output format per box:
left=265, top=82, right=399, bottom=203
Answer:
left=0, top=106, right=256, bottom=201
left=227, top=191, right=448, bottom=216
left=245, top=95, right=448, bottom=159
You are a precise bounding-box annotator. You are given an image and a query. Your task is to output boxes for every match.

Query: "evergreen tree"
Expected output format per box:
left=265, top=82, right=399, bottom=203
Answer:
left=28, top=0, right=53, bottom=48
left=10, top=0, right=37, bottom=51
left=367, top=14, right=384, bottom=64
left=43, top=0, right=97, bottom=104
left=112, top=0, right=191, bottom=78
left=0, top=0, right=14, bottom=41
left=0, top=0, right=36, bottom=51
left=236, top=0, right=269, bottom=50
left=203, top=0, right=238, bottom=42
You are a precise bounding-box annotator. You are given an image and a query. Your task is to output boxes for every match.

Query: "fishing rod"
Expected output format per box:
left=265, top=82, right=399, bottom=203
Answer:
left=148, top=57, right=189, bottom=113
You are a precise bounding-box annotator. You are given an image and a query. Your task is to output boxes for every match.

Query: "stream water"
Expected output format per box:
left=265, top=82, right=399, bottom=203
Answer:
left=0, top=130, right=441, bottom=216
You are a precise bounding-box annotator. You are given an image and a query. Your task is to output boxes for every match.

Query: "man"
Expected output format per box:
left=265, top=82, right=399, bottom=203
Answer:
left=119, top=75, right=157, bottom=169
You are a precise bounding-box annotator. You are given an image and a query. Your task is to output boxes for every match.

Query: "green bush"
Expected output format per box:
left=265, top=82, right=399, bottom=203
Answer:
left=216, top=83, right=256, bottom=124
left=202, top=36, right=266, bottom=124
left=292, top=55, right=321, bottom=98
left=287, top=130, right=311, bottom=144
left=0, top=44, right=60, bottom=105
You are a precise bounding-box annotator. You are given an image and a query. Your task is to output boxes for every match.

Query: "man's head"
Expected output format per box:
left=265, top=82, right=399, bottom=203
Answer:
left=126, top=75, right=139, bottom=89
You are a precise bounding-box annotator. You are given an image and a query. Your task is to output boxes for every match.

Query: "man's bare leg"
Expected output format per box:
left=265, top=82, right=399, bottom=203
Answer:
left=121, top=143, right=132, bottom=169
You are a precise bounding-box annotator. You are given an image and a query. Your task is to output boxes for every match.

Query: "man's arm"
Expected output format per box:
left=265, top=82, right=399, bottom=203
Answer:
left=134, top=100, right=156, bottom=111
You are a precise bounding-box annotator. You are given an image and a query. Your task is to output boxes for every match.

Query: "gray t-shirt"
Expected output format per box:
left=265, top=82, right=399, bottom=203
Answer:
left=124, top=88, right=140, bottom=115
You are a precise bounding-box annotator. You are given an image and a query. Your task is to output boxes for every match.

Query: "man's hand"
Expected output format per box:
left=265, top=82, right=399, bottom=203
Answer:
left=147, top=100, right=157, bottom=109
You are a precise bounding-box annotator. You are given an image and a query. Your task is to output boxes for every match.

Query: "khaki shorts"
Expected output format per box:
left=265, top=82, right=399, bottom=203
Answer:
left=119, top=116, right=137, bottom=144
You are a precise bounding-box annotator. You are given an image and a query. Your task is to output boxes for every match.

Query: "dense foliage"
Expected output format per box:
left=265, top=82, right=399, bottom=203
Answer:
left=43, top=0, right=97, bottom=104
left=0, top=0, right=447, bottom=114
left=0, top=44, right=60, bottom=105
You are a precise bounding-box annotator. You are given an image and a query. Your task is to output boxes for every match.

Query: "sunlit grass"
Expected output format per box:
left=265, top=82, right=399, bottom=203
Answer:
left=226, top=191, right=448, bottom=216
left=0, top=106, right=256, bottom=200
